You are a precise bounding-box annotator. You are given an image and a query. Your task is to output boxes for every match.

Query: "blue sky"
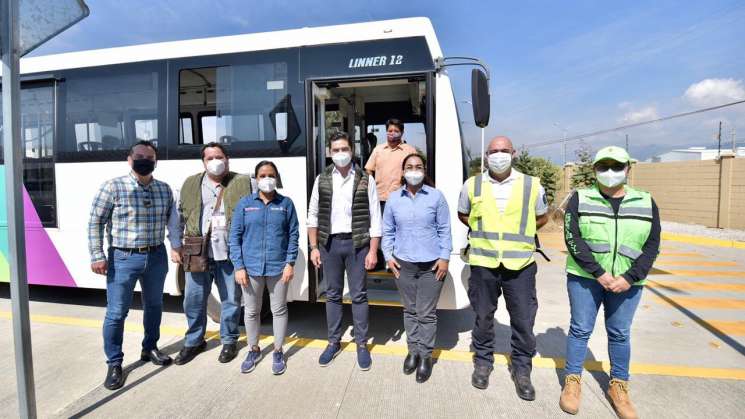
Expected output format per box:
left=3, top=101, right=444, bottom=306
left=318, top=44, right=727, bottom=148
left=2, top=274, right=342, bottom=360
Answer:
left=31, top=0, right=745, bottom=162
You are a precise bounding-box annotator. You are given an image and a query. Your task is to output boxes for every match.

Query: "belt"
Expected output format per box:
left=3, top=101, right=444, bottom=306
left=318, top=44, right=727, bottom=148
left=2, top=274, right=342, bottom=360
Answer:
left=330, top=233, right=353, bottom=240
left=113, top=245, right=162, bottom=254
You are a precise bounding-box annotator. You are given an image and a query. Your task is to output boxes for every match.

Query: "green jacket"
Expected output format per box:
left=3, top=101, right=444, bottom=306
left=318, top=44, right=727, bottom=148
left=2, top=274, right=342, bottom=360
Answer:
left=566, top=185, right=654, bottom=285
left=179, top=171, right=252, bottom=237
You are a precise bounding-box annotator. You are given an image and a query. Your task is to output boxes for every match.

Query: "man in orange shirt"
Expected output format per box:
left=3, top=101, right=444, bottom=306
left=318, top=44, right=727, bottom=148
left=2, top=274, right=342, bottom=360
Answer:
left=364, top=118, right=417, bottom=212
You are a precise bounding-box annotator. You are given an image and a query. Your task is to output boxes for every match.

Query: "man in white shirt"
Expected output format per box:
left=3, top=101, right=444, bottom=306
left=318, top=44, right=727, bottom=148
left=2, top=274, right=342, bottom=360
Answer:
left=308, top=131, right=382, bottom=371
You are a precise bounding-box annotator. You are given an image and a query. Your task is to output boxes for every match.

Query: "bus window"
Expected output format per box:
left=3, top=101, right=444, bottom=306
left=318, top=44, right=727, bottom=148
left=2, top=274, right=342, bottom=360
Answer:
left=179, top=113, right=194, bottom=144
left=59, top=66, right=161, bottom=160
left=135, top=118, right=158, bottom=143
left=179, top=63, right=297, bottom=146
left=0, top=84, right=58, bottom=227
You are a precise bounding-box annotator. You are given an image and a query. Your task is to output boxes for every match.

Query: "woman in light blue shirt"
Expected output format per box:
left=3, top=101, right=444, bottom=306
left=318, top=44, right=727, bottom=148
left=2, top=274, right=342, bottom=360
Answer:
left=229, top=160, right=299, bottom=376
left=382, top=153, right=452, bottom=383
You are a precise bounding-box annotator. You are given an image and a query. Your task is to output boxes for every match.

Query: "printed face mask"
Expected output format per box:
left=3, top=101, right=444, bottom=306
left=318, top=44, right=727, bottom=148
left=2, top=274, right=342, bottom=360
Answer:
left=387, top=132, right=402, bottom=142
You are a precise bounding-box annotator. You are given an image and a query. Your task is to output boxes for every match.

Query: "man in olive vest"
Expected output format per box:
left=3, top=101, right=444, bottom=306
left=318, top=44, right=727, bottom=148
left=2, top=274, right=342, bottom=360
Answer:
left=308, top=131, right=382, bottom=371
left=173, top=142, right=252, bottom=365
left=457, top=136, right=549, bottom=398
left=559, top=146, right=659, bottom=419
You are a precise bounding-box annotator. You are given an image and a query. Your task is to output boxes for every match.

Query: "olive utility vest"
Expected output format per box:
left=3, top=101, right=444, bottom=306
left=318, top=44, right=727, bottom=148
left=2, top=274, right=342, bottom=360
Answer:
left=179, top=171, right=252, bottom=237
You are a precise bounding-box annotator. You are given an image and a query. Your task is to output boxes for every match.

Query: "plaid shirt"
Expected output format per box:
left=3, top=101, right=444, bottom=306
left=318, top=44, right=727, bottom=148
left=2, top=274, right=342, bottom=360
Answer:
left=88, top=173, right=182, bottom=263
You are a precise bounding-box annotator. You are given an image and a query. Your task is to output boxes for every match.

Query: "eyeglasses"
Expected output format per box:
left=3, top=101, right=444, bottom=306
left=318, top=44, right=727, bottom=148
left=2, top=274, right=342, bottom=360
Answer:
left=595, top=162, right=627, bottom=172
left=142, top=189, right=152, bottom=208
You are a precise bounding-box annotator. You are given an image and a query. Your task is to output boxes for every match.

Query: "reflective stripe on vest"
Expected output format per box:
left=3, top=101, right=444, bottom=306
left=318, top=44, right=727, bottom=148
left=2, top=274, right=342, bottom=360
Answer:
left=566, top=185, right=653, bottom=283
left=467, top=172, right=538, bottom=269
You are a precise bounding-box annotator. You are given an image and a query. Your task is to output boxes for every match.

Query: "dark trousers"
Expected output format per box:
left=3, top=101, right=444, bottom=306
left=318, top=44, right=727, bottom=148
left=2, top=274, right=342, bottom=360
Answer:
left=396, top=257, right=444, bottom=357
left=468, top=263, right=538, bottom=374
left=320, top=235, right=369, bottom=345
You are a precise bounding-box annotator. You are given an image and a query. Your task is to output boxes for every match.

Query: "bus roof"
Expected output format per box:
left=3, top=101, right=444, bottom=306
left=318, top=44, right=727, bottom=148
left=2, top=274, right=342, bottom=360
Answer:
left=13, top=17, right=442, bottom=75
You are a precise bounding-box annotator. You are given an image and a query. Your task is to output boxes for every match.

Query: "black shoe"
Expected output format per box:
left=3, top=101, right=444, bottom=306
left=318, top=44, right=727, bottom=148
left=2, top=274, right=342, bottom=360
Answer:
left=403, top=353, right=419, bottom=375
left=416, top=356, right=433, bottom=383
left=471, top=364, right=492, bottom=390
left=104, top=365, right=124, bottom=390
left=174, top=341, right=207, bottom=365
left=511, top=370, right=536, bottom=401
left=218, top=343, right=238, bottom=363
left=140, top=348, right=172, bottom=366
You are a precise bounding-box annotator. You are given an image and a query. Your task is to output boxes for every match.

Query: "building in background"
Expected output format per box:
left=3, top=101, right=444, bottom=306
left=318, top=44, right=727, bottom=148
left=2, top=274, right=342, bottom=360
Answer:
left=650, top=146, right=745, bottom=162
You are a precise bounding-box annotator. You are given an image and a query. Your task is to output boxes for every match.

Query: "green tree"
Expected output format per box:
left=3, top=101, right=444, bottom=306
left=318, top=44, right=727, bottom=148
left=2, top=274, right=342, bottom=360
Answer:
left=464, top=146, right=483, bottom=177
left=513, top=148, right=562, bottom=205
left=571, top=141, right=595, bottom=188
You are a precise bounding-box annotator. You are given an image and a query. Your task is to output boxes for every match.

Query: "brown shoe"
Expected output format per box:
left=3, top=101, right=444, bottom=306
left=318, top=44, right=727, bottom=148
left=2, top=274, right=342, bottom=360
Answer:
left=607, top=378, right=639, bottom=419
left=559, top=374, right=582, bottom=414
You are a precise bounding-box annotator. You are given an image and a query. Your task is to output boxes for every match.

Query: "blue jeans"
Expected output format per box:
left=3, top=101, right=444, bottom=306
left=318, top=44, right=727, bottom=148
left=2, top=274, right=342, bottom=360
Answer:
left=564, top=273, right=643, bottom=380
left=103, top=245, right=168, bottom=366
left=183, top=260, right=240, bottom=347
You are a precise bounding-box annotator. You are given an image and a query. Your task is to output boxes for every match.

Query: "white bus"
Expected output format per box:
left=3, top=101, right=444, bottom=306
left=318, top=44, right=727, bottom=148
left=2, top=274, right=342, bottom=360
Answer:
left=0, top=17, right=486, bottom=314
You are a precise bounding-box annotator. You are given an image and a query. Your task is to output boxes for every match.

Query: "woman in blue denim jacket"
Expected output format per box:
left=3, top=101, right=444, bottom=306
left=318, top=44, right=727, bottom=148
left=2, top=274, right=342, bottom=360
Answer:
left=229, top=160, right=299, bottom=375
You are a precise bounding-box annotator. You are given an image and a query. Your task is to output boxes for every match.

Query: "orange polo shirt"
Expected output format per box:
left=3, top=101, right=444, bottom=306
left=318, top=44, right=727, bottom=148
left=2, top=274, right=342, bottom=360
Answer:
left=364, top=141, right=417, bottom=201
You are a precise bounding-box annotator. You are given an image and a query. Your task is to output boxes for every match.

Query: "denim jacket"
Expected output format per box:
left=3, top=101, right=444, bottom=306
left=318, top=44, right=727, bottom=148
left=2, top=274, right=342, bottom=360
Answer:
left=229, top=192, right=299, bottom=277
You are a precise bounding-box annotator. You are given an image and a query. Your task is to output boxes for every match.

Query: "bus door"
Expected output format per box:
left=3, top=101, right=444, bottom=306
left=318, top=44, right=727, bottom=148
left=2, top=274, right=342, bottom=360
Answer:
left=307, top=73, right=434, bottom=305
left=0, top=80, right=58, bottom=229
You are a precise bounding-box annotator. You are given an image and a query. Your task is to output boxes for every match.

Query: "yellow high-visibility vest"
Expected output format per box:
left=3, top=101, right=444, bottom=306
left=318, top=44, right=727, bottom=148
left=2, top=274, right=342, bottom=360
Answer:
left=467, top=172, right=539, bottom=270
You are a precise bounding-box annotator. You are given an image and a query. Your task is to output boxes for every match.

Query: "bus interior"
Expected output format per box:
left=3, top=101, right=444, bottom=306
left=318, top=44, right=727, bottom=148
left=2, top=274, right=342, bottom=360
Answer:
left=311, top=75, right=431, bottom=304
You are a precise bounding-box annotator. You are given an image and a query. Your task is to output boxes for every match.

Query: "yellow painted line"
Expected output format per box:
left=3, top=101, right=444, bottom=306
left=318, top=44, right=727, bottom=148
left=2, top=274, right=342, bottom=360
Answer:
left=662, top=232, right=745, bottom=249
left=652, top=296, right=745, bottom=309
left=665, top=270, right=745, bottom=278
left=654, top=261, right=738, bottom=267
left=648, top=280, right=745, bottom=292
left=706, top=321, right=745, bottom=336
left=657, top=252, right=702, bottom=258
left=3, top=311, right=745, bottom=380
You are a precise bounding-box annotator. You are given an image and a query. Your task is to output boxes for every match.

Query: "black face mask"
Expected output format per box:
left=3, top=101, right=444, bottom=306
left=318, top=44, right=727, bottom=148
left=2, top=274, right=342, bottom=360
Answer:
left=132, top=158, right=155, bottom=176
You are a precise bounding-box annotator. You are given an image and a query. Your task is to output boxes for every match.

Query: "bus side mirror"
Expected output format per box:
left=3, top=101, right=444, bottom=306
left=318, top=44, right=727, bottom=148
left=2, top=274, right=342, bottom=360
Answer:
left=471, top=68, right=490, bottom=128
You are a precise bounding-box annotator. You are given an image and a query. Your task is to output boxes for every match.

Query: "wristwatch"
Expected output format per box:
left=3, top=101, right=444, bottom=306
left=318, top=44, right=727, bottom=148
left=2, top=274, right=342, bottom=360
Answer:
left=310, top=244, right=318, bottom=250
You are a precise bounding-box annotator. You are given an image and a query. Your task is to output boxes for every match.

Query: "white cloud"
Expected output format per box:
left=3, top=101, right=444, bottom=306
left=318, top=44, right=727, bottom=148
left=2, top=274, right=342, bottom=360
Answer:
left=621, top=105, right=659, bottom=124
left=684, top=78, right=745, bottom=107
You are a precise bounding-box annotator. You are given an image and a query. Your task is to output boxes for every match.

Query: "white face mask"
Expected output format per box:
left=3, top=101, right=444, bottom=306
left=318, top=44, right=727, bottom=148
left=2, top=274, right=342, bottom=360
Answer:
left=258, top=177, right=277, bottom=193
left=206, top=159, right=226, bottom=176
left=487, top=152, right=512, bottom=174
left=596, top=169, right=627, bottom=188
left=332, top=151, right=352, bottom=168
left=404, top=170, right=425, bottom=186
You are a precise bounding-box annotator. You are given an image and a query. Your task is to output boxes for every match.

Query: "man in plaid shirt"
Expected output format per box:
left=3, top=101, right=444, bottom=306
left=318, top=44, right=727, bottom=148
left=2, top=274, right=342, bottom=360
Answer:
left=88, top=140, right=182, bottom=391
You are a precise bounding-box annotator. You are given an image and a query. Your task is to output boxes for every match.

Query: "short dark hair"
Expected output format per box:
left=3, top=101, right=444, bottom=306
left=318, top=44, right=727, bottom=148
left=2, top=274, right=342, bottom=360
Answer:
left=400, top=152, right=434, bottom=187
left=329, top=131, right=354, bottom=152
left=128, top=140, right=158, bottom=158
left=254, top=160, right=283, bottom=188
left=200, top=142, right=228, bottom=160
left=385, top=118, right=405, bottom=133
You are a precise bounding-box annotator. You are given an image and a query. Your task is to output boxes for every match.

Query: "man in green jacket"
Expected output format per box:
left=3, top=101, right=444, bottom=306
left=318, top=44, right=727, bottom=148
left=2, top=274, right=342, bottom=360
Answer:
left=173, top=142, right=252, bottom=365
left=559, top=146, right=660, bottom=419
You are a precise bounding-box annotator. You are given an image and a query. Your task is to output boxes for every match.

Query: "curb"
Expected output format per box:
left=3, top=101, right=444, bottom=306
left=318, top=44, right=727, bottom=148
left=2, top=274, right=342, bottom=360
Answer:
left=662, top=232, right=745, bottom=249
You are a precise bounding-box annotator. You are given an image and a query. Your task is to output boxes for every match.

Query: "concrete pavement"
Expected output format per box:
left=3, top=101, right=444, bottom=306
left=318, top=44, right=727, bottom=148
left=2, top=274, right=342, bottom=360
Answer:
left=1, top=231, right=745, bottom=418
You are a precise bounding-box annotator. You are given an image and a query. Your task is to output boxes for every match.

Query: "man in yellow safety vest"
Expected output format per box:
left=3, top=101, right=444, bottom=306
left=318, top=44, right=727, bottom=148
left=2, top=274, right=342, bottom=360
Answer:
left=457, top=136, right=549, bottom=399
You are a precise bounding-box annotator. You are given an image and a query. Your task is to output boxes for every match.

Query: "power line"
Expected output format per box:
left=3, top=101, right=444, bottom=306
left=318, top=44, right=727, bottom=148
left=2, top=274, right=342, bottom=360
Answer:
left=524, top=99, right=745, bottom=149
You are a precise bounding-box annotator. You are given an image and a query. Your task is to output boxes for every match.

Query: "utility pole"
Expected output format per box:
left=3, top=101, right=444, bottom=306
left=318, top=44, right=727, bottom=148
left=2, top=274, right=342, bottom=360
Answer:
left=625, top=134, right=629, bottom=152
left=732, top=127, right=737, bottom=153
left=717, top=121, right=722, bottom=157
